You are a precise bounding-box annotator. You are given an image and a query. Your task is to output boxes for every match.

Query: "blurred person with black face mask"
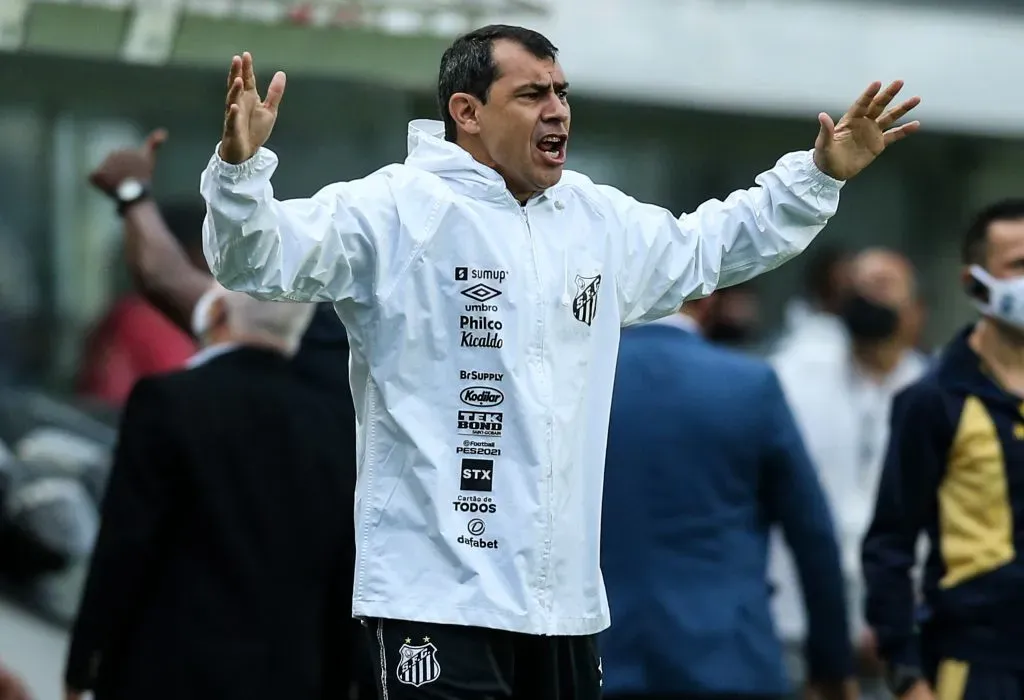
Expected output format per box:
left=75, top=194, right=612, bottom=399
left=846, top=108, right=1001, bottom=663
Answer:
left=769, top=248, right=928, bottom=697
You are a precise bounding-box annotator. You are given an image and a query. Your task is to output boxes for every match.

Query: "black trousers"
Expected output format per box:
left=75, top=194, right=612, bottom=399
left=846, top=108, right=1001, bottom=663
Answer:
left=362, top=618, right=603, bottom=699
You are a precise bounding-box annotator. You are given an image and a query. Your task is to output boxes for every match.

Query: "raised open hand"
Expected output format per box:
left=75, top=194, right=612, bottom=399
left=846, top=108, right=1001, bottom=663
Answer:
left=813, top=80, right=920, bottom=181
left=220, top=52, right=286, bottom=164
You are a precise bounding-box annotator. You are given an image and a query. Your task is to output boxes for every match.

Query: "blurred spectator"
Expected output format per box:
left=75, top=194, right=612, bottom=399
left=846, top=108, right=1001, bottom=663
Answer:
left=863, top=199, right=1024, bottom=700
left=769, top=248, right=928, bottom=693
left=64, top=285, right=354, bottom=700
left=0, top=660, right=31, bottom=700
left=705, top=283, right=763, bottom=349
left=772, top=245, right=852, bottom=358
left=600, top=295, right=855, bottom=700
left=74, top=202, right=203, bottom=407
left=83, top=130, right=370, bottom=697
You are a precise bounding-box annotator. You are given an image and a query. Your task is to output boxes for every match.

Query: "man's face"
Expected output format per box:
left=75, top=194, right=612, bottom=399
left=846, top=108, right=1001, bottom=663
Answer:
left=845, top=250, right=920, bottom=345
left=982, top=219, right=1024, bottom=279
left=472, top=40, right=570, bottom=200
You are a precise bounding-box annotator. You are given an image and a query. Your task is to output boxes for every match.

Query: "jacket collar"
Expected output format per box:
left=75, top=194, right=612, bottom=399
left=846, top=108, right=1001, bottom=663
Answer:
left=405, top=119, right=557, bottom=204
left=935, top=323, right=1016, bottom=403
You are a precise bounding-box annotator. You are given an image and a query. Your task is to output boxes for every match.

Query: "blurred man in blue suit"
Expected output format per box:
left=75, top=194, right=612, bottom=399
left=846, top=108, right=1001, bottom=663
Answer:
left=601, top=288, right=856, bottom=700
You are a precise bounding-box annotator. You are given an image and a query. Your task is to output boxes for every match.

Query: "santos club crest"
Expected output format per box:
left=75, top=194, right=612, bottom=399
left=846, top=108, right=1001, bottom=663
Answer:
left=572, top=274, right=601, bottom=326
left=396, top=638, right=441, bottom=687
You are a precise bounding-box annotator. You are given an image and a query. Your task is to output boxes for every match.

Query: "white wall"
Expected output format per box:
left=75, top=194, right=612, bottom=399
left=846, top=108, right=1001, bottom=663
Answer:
left=494, top=0, right=1024, bottom=138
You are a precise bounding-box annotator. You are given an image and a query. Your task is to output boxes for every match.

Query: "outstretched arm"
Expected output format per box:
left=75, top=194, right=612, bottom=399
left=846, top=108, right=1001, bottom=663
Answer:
left=203, top=52, right=396, bottom=304
left=611, top=81, right=920, bottom=325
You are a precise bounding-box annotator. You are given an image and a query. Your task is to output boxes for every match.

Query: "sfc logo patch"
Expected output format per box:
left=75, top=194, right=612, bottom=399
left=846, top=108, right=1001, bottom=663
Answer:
left=396, top=637, right=441, bottom=687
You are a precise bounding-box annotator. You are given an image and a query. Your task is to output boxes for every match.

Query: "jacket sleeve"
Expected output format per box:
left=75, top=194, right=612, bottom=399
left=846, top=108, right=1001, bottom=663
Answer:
left=862, top=381, right=951, bottom=669
left=65, top=378, right=181, bottom=691
left=601, top=151, right=843, bottom=326
left=759, top=367, right=853, bottom=682
left=200, top=146, right=401, bottom=305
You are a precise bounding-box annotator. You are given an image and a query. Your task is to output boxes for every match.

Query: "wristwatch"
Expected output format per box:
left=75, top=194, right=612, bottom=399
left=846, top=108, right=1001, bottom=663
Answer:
left=115, top=177, right=150, bottom=215
left=886, top=664, right=925, bottom=697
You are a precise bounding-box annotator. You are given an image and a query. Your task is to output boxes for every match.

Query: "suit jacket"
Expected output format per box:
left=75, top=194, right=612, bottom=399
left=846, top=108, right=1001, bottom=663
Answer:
left=65, top=346, right=356, bottom=700
left=600, top=322, right=852, bottom=696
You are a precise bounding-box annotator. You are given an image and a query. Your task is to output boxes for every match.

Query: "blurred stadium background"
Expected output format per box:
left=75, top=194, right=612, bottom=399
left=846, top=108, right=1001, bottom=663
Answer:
left=1, top=0, right=1023, bottom=697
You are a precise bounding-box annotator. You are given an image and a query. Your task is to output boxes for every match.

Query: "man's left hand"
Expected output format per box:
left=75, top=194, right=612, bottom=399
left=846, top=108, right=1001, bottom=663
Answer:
left=813, top=80, right=920, bottom=181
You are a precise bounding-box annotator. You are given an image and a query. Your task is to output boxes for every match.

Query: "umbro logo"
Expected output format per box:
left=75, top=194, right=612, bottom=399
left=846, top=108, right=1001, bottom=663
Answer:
left=461, top=284, right=501, bottom=303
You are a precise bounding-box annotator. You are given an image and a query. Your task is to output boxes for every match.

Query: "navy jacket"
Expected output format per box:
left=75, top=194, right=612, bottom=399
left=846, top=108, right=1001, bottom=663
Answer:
left=600, top=322, right=852, bottom=696
left=863, top=326, right=1024, bottom=672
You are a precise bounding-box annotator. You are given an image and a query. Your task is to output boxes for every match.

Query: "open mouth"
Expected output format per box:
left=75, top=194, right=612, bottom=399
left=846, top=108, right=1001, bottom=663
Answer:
left=536, top=134, right=567, bottom=166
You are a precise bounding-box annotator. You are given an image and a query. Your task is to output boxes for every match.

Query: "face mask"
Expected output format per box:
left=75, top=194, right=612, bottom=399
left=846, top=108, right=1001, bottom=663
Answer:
left=839, top=294, right=899, bottom=342
left=967, top=265, right=1024, bottom=330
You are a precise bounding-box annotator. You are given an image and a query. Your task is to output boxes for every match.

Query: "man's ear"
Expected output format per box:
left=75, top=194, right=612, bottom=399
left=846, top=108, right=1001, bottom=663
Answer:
left=448, top=93, right=482, bottom=136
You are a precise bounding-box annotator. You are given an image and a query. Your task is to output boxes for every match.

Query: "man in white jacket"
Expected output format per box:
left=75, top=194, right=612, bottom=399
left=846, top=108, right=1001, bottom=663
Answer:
left=201, top=24, right=919, bottom=700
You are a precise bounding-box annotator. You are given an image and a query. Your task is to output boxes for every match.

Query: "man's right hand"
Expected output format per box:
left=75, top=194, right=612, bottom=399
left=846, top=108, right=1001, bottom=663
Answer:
left=220, top=52, right=286, bottom=164
left=88, top=129, right=166, bottom=197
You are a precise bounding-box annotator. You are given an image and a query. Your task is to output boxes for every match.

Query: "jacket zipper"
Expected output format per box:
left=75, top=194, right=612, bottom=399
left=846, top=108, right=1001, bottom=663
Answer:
left=513, top=195, right=556, bottom=616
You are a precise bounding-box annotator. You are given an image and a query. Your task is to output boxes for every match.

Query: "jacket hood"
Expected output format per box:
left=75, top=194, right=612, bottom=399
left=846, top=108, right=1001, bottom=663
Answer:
left=405, top=119, right=515, bottom=201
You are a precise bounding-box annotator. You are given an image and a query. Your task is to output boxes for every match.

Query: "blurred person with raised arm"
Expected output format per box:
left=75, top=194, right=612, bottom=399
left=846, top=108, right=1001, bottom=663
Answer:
left=863, top=200, right=1024, bottom=700
left=202, top=25, right=918, bottom=700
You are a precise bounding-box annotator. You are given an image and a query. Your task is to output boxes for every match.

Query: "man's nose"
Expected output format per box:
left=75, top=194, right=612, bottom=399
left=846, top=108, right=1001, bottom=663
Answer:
left=543, top=95, right=569, bottom=123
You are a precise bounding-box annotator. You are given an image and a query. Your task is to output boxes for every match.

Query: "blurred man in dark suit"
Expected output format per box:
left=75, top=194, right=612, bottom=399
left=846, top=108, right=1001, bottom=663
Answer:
left=83, top=130, right=370, bottom=694
left=64, top=285, right=354, bottom=700
left=601, top=292, right=855, bottom=700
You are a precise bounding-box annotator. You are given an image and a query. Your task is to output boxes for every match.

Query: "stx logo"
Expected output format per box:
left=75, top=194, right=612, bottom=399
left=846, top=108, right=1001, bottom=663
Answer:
left=460, top=458, right=493, bottom=492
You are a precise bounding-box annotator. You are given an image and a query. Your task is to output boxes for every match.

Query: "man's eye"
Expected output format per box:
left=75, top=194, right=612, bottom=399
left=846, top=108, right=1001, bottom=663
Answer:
left=557, top=90, right=569, bottom=99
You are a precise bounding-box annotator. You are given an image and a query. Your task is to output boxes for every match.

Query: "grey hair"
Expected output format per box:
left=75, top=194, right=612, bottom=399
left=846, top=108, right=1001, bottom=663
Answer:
left=212, top=283, right=315, bottom=356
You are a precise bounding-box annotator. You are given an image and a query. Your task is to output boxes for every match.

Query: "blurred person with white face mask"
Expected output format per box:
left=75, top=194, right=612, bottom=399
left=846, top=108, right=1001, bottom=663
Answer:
left=864, top=199, right=1024, bottom=700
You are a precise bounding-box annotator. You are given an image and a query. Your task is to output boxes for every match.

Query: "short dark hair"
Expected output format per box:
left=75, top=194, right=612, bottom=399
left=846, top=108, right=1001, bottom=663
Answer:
left=962, top=199, right=1024, bottom=267
left=436, top=24, right=558, bottom=142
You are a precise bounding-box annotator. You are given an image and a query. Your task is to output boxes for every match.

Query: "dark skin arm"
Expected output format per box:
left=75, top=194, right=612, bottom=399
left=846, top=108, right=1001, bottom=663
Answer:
left=88, top=129, right=212, bottom=334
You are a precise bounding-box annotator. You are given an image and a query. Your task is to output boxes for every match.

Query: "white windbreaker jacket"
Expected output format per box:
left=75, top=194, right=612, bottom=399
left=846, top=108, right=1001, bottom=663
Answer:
left=200, top=119, right=844, bottom=636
